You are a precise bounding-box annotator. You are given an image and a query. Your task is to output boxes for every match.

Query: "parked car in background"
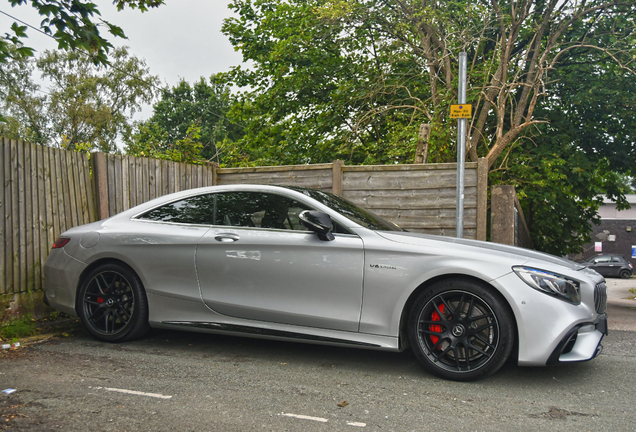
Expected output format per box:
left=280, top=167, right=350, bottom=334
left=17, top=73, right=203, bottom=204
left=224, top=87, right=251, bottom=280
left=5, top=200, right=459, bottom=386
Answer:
left=583, top=254, right=633, bottom=279
left=44, top=185, right=608, bottom=381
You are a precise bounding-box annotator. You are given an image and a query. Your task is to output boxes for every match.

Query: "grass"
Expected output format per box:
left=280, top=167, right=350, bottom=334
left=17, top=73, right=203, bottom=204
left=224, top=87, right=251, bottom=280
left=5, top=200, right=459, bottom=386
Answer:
left=0, top=314, right=38, bottom=340
left=0, top=312, right=82, bottom=343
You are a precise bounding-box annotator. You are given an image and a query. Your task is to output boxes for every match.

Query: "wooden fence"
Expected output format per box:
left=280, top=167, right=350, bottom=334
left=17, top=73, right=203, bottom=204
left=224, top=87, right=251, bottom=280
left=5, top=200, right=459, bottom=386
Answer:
left=92, top=152, right=215, bottom=219
left=216, top=159, right=489, bottom=239
left=1, top=138, right=94, bottom=306
left=2, top=140, right=488, bottom=315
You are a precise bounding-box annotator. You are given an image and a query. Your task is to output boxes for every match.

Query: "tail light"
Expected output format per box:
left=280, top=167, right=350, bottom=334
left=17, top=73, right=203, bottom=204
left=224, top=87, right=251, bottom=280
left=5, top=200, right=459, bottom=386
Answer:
left=52, top=237, right=70, bottom=249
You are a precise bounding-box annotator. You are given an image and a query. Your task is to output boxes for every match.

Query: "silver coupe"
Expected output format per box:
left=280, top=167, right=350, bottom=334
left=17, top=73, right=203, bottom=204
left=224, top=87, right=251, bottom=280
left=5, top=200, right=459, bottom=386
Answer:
left=44, top=184, right=608, bottom=381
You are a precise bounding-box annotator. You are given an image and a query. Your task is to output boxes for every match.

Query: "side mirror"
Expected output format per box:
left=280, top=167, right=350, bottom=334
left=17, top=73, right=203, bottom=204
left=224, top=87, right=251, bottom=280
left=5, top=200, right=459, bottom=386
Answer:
left=299, top=210, right=335, bottom=241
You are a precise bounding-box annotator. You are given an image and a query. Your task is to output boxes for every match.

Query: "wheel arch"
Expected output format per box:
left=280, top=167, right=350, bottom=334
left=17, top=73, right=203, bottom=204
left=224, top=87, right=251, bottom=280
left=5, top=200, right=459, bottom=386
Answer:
left=74, top=257, right=141, bottom=315
left=398, top=274, right=519, bottom=355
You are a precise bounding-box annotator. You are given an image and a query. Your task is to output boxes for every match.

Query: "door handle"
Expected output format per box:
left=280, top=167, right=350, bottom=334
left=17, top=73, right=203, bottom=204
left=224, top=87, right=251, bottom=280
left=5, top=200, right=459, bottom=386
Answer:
left=214, top=233, right=240, bottom=243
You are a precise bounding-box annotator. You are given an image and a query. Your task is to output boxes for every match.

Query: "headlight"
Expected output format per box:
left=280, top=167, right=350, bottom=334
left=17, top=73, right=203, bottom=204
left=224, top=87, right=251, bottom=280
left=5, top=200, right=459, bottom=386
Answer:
left=513, top=266, right=581, bottom=305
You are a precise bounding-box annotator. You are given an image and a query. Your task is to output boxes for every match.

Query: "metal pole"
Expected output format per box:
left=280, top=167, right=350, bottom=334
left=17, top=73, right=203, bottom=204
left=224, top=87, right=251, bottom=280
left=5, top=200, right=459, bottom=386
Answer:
left=456, top=52, right=467, bottom=238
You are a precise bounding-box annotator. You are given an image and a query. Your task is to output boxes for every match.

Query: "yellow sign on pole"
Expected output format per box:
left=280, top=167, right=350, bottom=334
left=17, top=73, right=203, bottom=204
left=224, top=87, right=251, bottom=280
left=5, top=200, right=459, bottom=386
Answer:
left=450, top=104, right=472, bottom=119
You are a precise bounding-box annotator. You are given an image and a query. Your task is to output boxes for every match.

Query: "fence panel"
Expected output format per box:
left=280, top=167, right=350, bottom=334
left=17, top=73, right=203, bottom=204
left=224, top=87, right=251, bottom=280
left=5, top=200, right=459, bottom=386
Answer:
left=0, top=138, right=94, bottom=297
left=341, top=163, right=481, bottom=237
left=216, top=164, right=335, bottom=191
left=91, top=153, right=216, bottom=219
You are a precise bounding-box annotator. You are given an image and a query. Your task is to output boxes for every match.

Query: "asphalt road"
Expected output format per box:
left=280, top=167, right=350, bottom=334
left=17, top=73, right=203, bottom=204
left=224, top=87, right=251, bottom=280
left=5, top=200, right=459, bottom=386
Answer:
left=1, top=279, right=636, bottom=431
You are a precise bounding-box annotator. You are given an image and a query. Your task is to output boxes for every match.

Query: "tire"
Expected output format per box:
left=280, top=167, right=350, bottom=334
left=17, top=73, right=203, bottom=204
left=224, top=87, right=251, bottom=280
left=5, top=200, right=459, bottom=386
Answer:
left=407, top=278, right=515, bottom=381
left=77, top=263, right=151, bottom=342
left=620, top=269, right=631, bottom=279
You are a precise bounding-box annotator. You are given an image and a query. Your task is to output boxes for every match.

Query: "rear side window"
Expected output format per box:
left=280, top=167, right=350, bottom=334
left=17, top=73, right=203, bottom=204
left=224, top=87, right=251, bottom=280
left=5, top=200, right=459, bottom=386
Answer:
left=138, top=194, right=215, bottom=225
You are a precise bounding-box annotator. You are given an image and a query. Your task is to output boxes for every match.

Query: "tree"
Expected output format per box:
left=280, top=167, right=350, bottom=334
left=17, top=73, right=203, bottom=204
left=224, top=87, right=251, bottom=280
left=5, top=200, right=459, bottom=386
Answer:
left=0, top=46, right=48, bottom=143
left=220, top=0, right=636, bottom=255
left=126, top=77, right=244, bottom=164
left=1, top=45, right=159, bottom=151
left=1, top=0, right=163, bottom=65
left=222, top=0, right=635, bottom=168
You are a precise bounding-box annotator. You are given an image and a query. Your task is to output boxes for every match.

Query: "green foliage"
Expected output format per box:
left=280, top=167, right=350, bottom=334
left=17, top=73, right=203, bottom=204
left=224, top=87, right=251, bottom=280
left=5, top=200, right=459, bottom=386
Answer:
left=127, top=122, right=205, bottom=164
left=126, top=76, right=244, bottom=165
left=220, top=0, right=636, bottom=255
left=0, top=313, right=36, bottom=339
left=1, top=46, right=159, bottom=151
left=1, top=0, right=164, bottom=65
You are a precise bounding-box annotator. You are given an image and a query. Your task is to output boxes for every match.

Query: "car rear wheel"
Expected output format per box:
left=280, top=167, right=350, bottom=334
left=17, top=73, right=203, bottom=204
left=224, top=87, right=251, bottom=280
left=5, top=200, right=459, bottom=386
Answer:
left=620, top=269, right=632, bottom=279
left=407, top=278, right=515, bottom=381
left=77, top=263, right=150, bottom=342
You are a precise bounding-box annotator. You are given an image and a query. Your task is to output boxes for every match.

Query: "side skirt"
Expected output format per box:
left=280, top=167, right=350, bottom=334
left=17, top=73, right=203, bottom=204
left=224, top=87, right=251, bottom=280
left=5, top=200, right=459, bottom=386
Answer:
left=162, top=321, right=383, bottom=348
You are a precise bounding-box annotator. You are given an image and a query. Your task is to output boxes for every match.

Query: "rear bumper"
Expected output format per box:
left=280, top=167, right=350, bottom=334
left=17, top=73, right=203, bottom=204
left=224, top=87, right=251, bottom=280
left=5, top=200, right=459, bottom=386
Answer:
left=43, top=248, right=86, bottom=317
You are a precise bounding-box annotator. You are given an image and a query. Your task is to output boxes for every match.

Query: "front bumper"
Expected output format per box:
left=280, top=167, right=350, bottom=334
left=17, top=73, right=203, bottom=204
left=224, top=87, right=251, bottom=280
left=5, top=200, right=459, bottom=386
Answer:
left=547, top=314, right=607, bottom=365
left=492, top=271, right=607, bottom=366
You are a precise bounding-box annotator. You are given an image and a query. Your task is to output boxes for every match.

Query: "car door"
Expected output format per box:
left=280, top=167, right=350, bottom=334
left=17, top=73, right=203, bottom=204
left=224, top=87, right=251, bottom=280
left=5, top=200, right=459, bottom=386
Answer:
left=590, top=256, right=612, bottom=276
left=196, top=191, right=365, bottom=332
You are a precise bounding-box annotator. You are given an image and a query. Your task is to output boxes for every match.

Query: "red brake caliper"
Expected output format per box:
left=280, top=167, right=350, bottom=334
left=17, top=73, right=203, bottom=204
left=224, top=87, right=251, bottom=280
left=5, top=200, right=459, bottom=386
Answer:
left=429, top=304, right=445, bottom=347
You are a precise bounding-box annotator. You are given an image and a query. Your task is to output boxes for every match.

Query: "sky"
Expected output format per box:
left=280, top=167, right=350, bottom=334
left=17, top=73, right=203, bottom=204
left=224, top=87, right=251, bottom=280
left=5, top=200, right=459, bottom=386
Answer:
left=0, top=0, right=243, bottom=118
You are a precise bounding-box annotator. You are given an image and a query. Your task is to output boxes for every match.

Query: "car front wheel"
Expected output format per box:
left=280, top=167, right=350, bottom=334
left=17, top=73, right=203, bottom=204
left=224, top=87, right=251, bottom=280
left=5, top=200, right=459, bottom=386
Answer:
left=77, top=263, right=150, bottom=342
left=408, top=278, right=515, bottom=381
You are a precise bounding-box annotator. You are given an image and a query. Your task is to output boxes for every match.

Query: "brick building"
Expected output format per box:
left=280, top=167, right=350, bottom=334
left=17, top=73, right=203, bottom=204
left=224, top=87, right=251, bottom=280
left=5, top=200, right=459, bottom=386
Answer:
left=573, top=195, right=636, bottom=266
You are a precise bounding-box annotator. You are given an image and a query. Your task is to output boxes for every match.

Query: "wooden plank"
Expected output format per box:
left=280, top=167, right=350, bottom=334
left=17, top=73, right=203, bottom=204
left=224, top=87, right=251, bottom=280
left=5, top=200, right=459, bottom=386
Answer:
left=43, top=146, right=56, bottom=255
left=24, top=142, right=34, bottom=291
left=216, top=163, right=333, bottom=175
left=341, top=162, right=478, bottom=172
left=114, top=154, right=123, bottom=214
left=179, top=162, right=186, bottom=191
left=107, top=154, right=116, bottom=217
left=75, top=152, right=90, bottom=225
left=68, top=151, right=81, bottom=227
left=154, top=159, right=162, bottom=199
left=476, top=157, right=488, bottom=241
left=134, top=157, right=142, bottom=205
left=84, top=153, right=96, bottom=222
left=12, top=140, right=22, bottom=294
left=36, top=144, right=48, bottom=288
left=142, top=157, right=150, bottom=203
left=121, top=155, right=130, bottom=211
left=13, top=141, right=27, bottom=292
left=0, top=139, right=8, bottom=294
left=161, top=160, right=169, bottom=198
left=60, top=150, right=75, bottom=230
left=148, top=158, right=156, bottom=201
left=168, top=161, right=175, bottom=194
left=128, top=156, right=137, bottom=208
left=343, top=170, right=477, bottom=191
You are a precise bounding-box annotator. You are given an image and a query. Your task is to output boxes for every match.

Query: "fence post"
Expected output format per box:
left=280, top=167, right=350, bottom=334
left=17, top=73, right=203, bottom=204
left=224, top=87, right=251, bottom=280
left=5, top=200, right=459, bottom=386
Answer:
left=211, top=162, right=219, bottom=186
left=476, top=157, right=488, bottom=241
left=332, top=160, right=344, bottom=196
left=91, top=152, right=110, bottom=220
left=491, top=185, right=516, bottom=246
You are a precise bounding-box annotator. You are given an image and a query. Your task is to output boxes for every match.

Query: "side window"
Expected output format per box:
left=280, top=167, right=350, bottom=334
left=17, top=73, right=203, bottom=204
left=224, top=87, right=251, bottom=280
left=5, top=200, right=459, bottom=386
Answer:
left=214, top=192, right=313, bottom=230
left=611, top=257, right=622, bottom=263
left=594, top=256, right=610, bottom=264
left=138, top=194, right=215, bottom=225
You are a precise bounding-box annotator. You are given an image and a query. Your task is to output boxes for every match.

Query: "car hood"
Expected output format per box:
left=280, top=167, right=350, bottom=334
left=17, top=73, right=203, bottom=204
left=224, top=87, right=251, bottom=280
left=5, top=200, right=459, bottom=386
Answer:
left=375, top=231, right=585, bottom=272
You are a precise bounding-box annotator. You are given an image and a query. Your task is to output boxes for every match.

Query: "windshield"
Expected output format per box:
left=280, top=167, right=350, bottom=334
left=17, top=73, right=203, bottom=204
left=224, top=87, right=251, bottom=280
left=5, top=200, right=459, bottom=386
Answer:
left=287, top=187, right=403, bottom=232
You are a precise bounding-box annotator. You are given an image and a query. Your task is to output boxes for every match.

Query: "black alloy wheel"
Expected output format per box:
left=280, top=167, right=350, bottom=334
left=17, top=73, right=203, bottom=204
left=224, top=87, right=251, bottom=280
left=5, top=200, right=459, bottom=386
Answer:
left=78, top=263, right=150, bottom=342
left=620, top=269, right=632, bottom=279
left=408, top=278, right=514, bottom=381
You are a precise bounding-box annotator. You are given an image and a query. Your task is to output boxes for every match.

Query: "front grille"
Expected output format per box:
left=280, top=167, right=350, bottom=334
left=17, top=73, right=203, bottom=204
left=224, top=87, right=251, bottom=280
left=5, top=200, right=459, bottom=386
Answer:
left=594, top=282, right=607, bottom=314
